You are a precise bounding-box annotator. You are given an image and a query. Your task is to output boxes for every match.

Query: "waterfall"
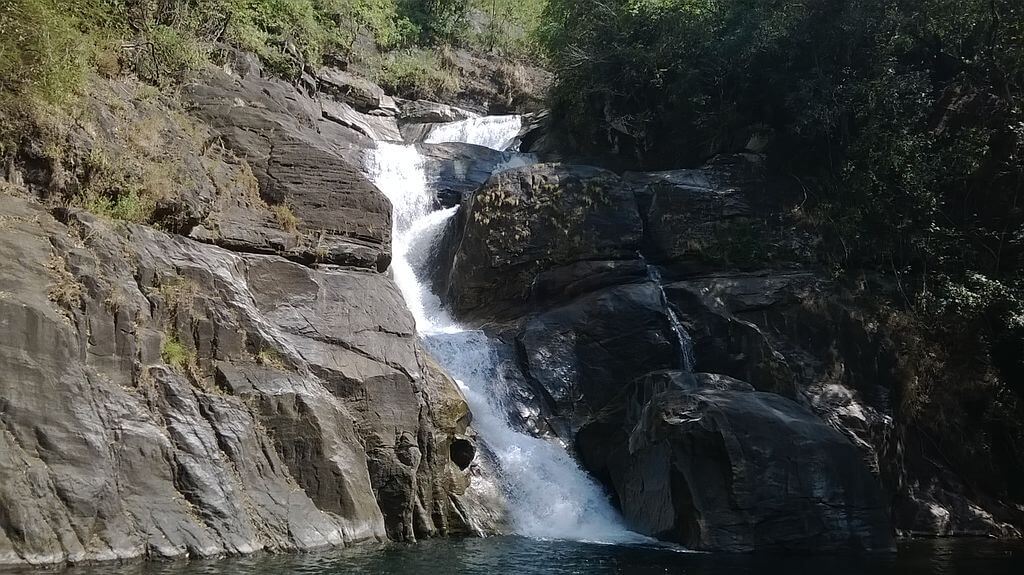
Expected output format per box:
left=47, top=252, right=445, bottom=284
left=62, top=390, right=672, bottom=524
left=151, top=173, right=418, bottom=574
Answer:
left=423, top=115, right=523, bottom=151
left=363, top=119, right=644, bottom=544
left=646, top=264, right=697, bottom=372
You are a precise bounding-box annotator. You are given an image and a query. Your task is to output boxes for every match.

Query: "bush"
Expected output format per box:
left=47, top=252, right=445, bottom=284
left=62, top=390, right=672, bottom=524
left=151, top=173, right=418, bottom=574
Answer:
left=418, top=0, right=468, bottom=44
left=0, top=0, right=94, bottom=149
left=373, top=48, right=459, bottom=99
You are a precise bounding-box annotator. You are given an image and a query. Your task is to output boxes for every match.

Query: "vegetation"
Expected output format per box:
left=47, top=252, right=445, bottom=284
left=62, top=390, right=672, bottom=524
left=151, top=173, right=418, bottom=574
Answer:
left=470, top=0, right=546, bottom=56
left=1, top=1, right=548, bottom=146
left=542, top=0, right=1023, bottom=497
left=256, top=346, right=289, bottom=370
left=45, top=253, right=84, bottom=314
left=160, top=334, right=194, bottom=371
left=372, top=47, right=460, bottom=99
left=270, top=202, right=300, bottom=233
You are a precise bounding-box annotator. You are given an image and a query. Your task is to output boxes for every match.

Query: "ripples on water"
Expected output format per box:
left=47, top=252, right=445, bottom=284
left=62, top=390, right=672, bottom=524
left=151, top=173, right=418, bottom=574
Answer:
left=5, top=537, right=1023, bottom=575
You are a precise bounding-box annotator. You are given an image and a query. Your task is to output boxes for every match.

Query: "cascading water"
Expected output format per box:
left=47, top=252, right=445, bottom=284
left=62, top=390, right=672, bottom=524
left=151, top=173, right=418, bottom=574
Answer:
left=364, top=118, right=645, bottom=543
left=423, top=115, right=523, bottom=150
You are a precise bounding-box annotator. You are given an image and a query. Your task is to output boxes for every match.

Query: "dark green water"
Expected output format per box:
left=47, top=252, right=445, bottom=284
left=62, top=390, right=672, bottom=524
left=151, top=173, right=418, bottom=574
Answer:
left=5, top=537, right=1024, bottom=575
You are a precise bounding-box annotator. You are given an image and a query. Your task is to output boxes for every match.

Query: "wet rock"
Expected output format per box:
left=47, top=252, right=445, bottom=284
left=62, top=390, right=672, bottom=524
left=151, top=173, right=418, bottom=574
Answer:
left=416, top=142, right=527, bottom=199
left=578, top=377, right=893, bottom=552
left=322, top=99, right=402, bottom=141
left=516, top=110, right=561, bottom=162
left=663, top=274, right=801, bottom=398
left=627, top=154, right=814, bottom=272
left=518, top=282, right=683, bottom=432
left=660, top=270, right=1024, bottom=538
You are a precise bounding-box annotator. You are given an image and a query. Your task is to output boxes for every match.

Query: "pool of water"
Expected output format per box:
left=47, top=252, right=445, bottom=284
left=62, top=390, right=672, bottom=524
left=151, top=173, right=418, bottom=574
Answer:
left=5, top=536, right=1024, bottom=575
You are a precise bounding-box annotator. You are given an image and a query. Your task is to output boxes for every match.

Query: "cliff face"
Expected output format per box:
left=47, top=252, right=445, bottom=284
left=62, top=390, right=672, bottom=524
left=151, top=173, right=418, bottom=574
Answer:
left=0, top=54, right=494, bottom=565
left=435, top=152, right=1023, bottom=547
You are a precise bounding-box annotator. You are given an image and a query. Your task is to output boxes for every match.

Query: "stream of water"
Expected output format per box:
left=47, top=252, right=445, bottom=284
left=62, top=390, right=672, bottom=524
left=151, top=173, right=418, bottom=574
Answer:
left=363, top=118, right=644, bottom=543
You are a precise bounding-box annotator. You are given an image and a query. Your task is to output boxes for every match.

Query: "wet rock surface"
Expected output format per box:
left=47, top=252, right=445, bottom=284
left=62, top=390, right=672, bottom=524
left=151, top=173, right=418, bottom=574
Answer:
left=438, top=159, right=1021, bottom=550
left=447, top=164, right=642, bottom=320
left=579, top=383, right=893, bottom=551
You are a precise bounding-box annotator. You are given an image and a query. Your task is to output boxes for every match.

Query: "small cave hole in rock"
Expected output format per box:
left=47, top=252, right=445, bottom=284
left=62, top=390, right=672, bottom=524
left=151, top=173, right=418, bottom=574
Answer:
left=449, top=438, right=475, bottom=470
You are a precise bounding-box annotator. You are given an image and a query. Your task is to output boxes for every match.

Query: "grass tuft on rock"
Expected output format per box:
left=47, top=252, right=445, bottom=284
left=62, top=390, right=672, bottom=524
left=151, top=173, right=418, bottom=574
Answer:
left=160, top=335, right=193, bottom=372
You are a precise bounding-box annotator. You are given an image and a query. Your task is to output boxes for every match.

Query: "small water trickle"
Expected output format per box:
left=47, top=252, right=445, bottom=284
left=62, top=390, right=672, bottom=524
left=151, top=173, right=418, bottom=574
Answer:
left=363, top=120, right=645, bottom=544
left=646, top=264, right=697, bottom=372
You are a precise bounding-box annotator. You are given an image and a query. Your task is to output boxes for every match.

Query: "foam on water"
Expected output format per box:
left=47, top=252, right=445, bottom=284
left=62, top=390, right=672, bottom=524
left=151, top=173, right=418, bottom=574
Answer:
left=363, top=120, right=645, bottom=543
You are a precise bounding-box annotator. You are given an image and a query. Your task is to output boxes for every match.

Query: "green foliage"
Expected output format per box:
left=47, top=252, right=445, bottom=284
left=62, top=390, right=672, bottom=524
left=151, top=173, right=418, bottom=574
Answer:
left=0, top=0, right=90, bottom=106
left=346, top=0, right=420, bottom=50
left=373, top=48, right=459, bottom=99
left=160, top=335, right=194, bottom=371
left=470, top=0, right=546, bottom=56
left=417, top=0, right=468, bottom=43
left=0, top=0, right=466, bottom=101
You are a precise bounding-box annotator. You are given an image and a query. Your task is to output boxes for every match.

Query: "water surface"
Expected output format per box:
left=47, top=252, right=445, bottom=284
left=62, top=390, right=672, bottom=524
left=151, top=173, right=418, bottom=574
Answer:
left=9, top=537, right=1023, bottom=575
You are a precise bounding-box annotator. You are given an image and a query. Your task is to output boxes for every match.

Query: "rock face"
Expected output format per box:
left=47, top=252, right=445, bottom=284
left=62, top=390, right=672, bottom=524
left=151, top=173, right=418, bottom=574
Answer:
left=318, top=67, right=393, bottom=114
left=185, top=56, right=393, bottom=271
left=438, top=162, right=895, bottom=551
left=627, top=154, right=814, bottom=273
left=447, top=164, right=642, bottom=319
left=664, top=272, right=1024, bottom=537
left=0, top=189, right=484, bottom=564
left=399, top=99, right=476, bottom=124
left=416, top=142, right=527, bottom=201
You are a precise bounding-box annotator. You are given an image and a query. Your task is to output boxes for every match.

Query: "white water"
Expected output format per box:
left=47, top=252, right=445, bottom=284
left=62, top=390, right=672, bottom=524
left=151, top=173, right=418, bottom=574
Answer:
left=424, top=115, right=523, bottom=151
left=364, top=118, right=644, bottom=543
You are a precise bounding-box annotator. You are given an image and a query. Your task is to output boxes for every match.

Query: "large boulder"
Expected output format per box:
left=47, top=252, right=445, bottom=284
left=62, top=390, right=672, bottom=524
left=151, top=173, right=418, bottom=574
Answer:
left=517, top=282, right=684, bottom=432
left=0, top=195, right=487, bottom=565
left=578, top=373, right=893, bottom=552
left=399, top=100, right=476, bottom=125
left=663, top=272, right=805, bottom=398
left=416, top=142, right=530, bottom=201
left=627, top=154, right=815, bottom=273
left=318, top=67, right=392, bottom=114
left=447, top=164, right=642, bottom=319
left=322, top=99, right=402, bottom=141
